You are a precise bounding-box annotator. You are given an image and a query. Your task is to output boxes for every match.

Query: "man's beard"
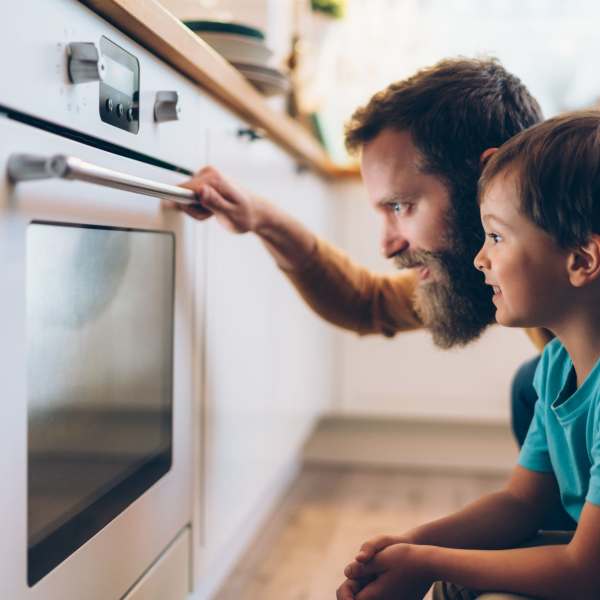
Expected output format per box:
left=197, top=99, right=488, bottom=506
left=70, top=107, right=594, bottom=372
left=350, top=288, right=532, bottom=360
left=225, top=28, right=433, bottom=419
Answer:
left=393, top=206, right=495, bottom=349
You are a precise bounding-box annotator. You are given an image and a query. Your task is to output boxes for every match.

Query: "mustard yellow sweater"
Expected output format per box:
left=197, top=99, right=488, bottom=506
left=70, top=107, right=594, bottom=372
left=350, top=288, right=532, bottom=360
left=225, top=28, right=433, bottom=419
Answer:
left=282, top=237, right=553, bottom=352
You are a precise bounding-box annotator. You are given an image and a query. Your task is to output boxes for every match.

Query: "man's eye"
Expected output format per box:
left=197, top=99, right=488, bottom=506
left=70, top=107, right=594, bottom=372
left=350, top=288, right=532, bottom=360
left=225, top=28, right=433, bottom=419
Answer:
left=487, top=232, right=502, bottom=244
left=391, top=202, right=409, bottom=215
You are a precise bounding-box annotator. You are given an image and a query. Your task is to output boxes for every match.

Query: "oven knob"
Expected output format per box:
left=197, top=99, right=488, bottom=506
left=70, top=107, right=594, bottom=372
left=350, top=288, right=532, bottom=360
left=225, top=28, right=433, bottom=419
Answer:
left=67, top=42, right=106, bottom=84
left=154, top=91, right=181, bottom=122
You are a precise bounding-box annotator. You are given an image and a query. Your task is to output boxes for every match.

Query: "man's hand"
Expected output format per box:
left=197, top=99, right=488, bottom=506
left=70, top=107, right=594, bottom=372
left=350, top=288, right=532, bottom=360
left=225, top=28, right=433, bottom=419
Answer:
left=175, top=166, right=267, bottom=233
left=340, top=543, right=433, bottom=600
left=172, top=165, right=317, bottom=272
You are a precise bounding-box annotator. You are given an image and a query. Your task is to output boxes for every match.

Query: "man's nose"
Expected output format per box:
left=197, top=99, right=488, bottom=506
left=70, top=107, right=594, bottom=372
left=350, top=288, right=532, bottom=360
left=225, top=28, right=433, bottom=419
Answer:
left=381, top=226, right=409, bottom=259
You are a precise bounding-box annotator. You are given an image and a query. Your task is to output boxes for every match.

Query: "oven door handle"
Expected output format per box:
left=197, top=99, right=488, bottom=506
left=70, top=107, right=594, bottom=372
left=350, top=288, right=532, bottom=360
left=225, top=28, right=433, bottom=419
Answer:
left=7, top=153, right=198, bottom=205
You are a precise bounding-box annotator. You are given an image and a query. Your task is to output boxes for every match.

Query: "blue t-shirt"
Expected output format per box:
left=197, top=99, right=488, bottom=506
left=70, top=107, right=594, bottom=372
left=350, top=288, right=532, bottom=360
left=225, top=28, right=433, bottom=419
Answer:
left=518, top=337, right=600, bottom=522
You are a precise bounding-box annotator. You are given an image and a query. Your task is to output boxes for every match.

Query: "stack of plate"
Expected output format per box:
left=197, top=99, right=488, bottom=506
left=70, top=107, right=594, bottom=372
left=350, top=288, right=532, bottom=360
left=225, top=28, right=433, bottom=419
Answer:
left=184, top=20, right=290, bottom=97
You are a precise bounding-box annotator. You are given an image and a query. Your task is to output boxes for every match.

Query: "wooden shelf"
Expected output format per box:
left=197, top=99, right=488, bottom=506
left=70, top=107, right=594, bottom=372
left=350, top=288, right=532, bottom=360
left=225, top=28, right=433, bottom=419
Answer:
left=80, top=0, right=361, bottom=179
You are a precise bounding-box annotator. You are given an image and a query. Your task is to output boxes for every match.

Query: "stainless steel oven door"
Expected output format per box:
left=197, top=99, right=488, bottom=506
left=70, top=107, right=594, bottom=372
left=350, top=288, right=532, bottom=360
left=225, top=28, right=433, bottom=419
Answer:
left=0, top=116, right=195, bottom=600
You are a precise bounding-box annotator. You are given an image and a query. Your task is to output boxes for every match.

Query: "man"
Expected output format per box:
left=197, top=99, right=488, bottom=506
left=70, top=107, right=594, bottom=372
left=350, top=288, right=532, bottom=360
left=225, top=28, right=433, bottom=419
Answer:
left=178, top=58, right=569, bottom=524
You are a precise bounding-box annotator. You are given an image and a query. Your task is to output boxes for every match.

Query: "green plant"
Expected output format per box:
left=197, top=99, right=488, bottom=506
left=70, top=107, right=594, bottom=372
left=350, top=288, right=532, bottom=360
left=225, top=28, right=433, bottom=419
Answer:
left=311, top=0, right=346, bottom=19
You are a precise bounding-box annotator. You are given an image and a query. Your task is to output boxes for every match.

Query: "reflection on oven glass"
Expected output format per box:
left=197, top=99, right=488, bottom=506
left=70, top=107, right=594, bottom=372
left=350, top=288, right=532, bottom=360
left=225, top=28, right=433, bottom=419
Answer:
left=26, top=222, right=175, bottom=586
left=32, top=227, right=132, bottom=328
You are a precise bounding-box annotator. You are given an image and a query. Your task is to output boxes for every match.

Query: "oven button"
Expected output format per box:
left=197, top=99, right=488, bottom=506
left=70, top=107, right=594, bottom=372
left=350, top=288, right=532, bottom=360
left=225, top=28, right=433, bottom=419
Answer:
left=105, top=98, right=114, bottom=112
left=126, top=106, right=135, bottom=121
left=116, top=103, right=125, bottom=117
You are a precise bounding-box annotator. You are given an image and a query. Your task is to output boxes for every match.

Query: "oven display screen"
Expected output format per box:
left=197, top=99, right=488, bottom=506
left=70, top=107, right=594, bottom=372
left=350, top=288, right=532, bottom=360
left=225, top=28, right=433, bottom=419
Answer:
left=103, top=54, right=135, bottom=96
left=27, top=222, right=175, bottom=586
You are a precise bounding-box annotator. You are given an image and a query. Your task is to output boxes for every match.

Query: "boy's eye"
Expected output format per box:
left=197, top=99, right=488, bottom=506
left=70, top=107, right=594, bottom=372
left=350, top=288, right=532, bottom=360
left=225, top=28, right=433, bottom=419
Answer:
left=487, top=232, right=502, bottom=244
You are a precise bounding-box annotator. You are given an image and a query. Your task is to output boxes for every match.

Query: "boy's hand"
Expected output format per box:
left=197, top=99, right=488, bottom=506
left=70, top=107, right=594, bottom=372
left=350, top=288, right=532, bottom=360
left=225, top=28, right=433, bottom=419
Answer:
left=337, top=570, right=431, bottom=600
left=336, top=534, right=415, bottom=599
left=336, top=575, right=375, bottom=600
left=354, top=534, right=407, bottom=563
left=340, top=543, right=432, bottom=600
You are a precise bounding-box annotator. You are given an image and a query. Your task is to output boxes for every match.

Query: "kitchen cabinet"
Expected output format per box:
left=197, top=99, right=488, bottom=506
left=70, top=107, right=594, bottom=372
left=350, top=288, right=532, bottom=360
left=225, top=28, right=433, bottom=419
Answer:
left=189, top=103, right=336, bottom=598
left=1, top=0, right=337, bottom=597
left=122, top=528, right=190, bottom=600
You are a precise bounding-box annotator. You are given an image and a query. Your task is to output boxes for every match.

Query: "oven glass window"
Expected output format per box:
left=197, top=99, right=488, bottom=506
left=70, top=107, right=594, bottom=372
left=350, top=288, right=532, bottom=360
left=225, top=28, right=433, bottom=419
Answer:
left=27, top=222, right=175, bottom=586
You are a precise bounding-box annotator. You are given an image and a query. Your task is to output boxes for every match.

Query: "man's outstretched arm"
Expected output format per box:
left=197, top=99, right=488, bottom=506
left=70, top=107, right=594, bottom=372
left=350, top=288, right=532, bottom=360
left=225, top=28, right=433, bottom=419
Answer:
left=179, top=166, right=422, bottom=336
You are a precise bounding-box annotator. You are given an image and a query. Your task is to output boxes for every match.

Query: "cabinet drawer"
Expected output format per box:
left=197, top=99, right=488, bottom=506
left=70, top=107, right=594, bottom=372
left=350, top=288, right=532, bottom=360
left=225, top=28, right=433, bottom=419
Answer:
left=123, top=528, right=190, bottom=600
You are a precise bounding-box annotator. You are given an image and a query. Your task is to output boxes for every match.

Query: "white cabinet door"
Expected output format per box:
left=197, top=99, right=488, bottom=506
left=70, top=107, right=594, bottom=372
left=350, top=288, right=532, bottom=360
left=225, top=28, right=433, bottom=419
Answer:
left=122, top=528, right=190, bottom=600
left=194, top=112, right=335, bottom=590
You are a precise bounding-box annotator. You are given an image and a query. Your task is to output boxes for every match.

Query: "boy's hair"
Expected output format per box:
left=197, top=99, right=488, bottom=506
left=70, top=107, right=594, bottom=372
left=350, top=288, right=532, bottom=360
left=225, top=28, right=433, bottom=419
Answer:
left=480, top=111, right=600, bottom=248
left=344, top=57, right=543, bottom=214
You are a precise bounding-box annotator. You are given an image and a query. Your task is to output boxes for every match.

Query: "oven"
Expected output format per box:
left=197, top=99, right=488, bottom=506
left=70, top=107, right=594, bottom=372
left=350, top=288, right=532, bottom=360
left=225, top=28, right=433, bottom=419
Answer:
left=0, top=1, right=203, bottom=598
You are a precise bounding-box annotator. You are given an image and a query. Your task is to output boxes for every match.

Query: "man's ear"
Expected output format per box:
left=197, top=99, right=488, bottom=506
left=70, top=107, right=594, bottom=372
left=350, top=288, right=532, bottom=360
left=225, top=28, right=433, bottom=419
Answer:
left=480, top=147, right=498, bottom=169
left=567, top=234, right=600, bottom=287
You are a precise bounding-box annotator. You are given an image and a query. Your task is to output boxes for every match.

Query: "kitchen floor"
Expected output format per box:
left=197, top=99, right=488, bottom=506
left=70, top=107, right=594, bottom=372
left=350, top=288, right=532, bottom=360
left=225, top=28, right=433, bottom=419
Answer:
left=215, top=465, right=507, bottom=600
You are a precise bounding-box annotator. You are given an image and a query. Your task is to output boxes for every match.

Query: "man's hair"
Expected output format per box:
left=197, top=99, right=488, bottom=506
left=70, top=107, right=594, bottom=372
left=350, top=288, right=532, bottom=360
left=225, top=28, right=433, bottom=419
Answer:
left=480, top=111, right=600, bottom=249
left=344, top=57, right=543, bottom=215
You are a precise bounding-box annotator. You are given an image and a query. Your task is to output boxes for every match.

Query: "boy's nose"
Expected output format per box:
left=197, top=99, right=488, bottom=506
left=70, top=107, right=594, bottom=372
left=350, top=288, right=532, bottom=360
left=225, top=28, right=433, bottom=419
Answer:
left=474, top=247, right=489, bottom=271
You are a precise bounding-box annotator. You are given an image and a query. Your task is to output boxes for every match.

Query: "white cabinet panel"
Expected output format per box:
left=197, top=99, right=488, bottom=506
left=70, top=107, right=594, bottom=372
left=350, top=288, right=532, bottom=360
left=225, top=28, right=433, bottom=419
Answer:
left=122, top=528, right=190, bottom=600
left=193, top=113, right=335, bottom=589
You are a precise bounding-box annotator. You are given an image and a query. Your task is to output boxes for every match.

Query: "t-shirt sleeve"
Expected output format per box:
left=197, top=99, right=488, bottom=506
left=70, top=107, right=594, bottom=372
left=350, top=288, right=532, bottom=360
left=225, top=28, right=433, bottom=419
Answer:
left=518, top=354, right=553, bottom=473
left=585, top=399, right=600, bottom=506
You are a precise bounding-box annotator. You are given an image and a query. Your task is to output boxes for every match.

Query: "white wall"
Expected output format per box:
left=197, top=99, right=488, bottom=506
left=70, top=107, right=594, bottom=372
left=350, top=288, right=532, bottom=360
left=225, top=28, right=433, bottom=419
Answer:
left=329, top=180, right=537, bottom=424
left=305, top=0, right=600, bottom=163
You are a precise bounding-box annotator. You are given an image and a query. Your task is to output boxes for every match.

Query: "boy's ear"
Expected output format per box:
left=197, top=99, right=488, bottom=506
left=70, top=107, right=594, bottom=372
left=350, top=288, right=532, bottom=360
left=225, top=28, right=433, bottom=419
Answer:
left=480, top=147, right=498, bottom=168
left=567, top=234, right=600, bottom=287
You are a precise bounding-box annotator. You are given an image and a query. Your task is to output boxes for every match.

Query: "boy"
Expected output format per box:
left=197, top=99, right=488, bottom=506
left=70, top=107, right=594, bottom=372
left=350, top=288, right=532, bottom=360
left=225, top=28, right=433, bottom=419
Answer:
left=337, top=111, right=600, bottom=600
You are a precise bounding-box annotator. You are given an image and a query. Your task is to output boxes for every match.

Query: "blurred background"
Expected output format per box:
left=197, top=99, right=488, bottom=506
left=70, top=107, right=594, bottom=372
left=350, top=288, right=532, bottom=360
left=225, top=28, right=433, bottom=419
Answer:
left=166, top=0, right=600, bottom=162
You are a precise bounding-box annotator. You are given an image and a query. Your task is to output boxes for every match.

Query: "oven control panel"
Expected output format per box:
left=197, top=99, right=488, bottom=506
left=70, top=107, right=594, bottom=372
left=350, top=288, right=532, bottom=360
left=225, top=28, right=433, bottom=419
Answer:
left=68, top=37, right=140, bottom=133
left=99, top=36, right=140, bottom=133
left=0, top=0, right=203, bottom=171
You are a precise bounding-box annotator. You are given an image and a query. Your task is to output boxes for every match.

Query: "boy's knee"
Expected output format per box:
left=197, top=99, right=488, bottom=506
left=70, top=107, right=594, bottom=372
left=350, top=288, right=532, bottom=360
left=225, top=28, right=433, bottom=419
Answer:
left=432, top=582, right=534, bottom=600
left=477, top=595, right=534, bottom=599
left=431, top=581, right=479, bottom=600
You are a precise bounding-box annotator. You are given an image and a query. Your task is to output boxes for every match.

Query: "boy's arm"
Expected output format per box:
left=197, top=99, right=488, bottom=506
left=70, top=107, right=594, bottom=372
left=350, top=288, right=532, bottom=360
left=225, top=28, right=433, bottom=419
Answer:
left=342, top=467, right=600, bottom=600
left=355, top=465, right=560, bottom=562
left=417, top=501, right=600, bottom=599
left=342, top=509, right=598, bottom=600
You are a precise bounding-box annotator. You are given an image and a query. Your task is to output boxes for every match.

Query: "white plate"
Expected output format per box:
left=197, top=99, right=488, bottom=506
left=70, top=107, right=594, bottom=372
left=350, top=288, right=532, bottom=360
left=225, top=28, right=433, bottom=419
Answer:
left=234, top=63, right=290, bottom=96
left=195, top=31, right=273, bottom=66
